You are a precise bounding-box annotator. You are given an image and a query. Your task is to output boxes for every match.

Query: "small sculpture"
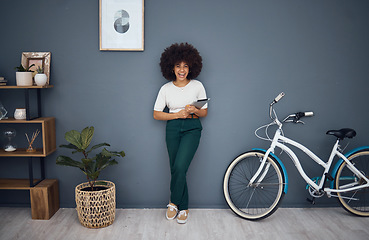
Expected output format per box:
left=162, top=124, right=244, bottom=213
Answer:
left=0, top=101, right=7, bottom=120
left=3, top=128, right=16, bottom=152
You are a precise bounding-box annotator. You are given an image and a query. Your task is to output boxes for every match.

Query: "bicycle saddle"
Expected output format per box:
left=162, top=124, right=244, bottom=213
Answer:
left=326, top=128, right=356, bottom=140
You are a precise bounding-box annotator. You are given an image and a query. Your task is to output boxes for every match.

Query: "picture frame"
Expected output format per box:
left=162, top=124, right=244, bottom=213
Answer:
left=99, top=0, right=144, bottom=51
left=21, top=52, right=51, bottom=85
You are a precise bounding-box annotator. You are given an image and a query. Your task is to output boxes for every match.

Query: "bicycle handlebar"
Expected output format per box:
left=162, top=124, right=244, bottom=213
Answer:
left=303, top=112, right=314, bottom=117
left=270, top=92, right=285, bottom=106
left=295, top=111, right=314, bottom=118
left=257, top=95, right=314, bottom=140
left=284, top=111, right=314, bottom=124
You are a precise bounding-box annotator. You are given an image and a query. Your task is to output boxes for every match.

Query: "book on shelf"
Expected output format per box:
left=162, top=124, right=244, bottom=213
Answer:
left=0, top=77, right=8, bottom=85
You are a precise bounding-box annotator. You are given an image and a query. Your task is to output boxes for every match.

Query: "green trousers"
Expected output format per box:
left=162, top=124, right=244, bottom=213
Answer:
left=166, top=118, right=202, bottom=211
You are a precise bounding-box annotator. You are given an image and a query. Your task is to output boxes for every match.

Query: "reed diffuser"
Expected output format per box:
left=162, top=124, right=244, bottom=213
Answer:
left=26, top=129, right=40, bottom=152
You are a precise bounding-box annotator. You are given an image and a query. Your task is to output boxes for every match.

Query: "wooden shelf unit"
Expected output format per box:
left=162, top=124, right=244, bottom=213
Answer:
left=0, top=86, right=59, bottom=219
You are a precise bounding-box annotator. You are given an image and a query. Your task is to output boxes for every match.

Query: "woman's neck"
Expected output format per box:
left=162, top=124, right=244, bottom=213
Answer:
left=173, top=79, right=190, bottom=88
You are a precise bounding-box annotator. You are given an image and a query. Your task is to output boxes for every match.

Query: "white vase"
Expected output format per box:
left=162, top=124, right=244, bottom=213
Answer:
left=16, top=72, right=33, bottom=86
left=14, top=108, right=26, bottom=120
left=34, top=73, right=48, bottom=86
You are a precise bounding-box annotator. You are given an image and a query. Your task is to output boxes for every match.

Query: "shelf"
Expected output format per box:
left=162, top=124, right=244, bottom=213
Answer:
left=0, top=148, right=45, bottom=157
left=0, top=178, right=40, bottom=190
left=0, top=85, right=53, bottom=89
left=0, top=117, right=52, bottom=123
left=0, top=85, right=53, bottom=119
left=0, top=117, right=56, bottom=157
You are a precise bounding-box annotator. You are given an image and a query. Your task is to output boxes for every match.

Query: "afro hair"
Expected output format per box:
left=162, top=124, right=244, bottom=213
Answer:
left=160, top=43, right=203, bottom=81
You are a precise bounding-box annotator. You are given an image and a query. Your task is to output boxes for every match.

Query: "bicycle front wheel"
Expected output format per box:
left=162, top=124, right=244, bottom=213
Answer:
left=223, top=151, right=285, bottom=220
left=335, top=150, right=369, bottom=216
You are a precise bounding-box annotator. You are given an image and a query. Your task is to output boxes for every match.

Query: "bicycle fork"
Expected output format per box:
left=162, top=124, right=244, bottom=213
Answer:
left=248, top=130, right=282, bottom=187
left=248, top=149, right=274, bottom=187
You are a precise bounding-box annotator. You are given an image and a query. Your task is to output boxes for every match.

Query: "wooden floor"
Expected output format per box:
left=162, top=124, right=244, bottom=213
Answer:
left=1, top=207, right=369, bottom=240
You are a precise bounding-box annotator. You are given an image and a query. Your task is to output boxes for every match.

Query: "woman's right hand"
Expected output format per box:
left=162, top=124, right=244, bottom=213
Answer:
left=176, top=109, right=190, bottom=119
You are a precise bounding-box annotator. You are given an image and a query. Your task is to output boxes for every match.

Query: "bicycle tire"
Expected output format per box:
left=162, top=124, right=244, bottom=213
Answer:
left=223, top=151, right=285, bottom=220
left=335, top=150, right=369, bottom=216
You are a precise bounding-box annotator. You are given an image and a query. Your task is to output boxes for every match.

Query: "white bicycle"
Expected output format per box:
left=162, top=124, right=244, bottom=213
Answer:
left=223, top=92, right=369, bottom=220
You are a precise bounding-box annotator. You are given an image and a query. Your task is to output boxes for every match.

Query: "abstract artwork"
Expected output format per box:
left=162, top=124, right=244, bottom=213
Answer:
left=100, top=0, right=144, bottom=51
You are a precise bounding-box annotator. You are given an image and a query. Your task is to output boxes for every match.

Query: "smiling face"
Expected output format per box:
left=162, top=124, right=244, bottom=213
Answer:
left=173, top=61, right=189, bottom=82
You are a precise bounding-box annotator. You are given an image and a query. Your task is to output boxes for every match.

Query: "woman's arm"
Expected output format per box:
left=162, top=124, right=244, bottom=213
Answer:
left=153, top=107, right=208, bottom=121
left=153, top=110, right=190, bottom=121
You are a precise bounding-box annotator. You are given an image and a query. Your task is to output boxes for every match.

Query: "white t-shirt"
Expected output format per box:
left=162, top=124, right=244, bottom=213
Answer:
left=154, top=80, right=208, bottom=113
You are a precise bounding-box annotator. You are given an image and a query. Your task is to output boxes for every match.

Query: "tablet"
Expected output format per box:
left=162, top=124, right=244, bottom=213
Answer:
left=191, top=98, right=210, bottom=109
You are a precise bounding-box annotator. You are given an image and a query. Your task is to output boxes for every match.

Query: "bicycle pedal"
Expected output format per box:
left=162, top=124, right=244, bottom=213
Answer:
left=306, top=197, right=316, bottom=205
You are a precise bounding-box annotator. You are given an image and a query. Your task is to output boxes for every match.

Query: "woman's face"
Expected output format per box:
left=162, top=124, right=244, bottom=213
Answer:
left=173, top=61, right=189, bottom=81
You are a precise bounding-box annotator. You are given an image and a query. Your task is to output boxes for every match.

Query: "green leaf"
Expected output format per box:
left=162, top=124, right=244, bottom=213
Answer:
left=81, top=126, right=94, bottom=150
left=95, top=181, right=107, bottom=186
left=14, top=63, right=35, bottom=72
left=99, top=159, right=118, bottom=172
left=101, top=148, right=113, bottom=157
left=64, top=130, right=83, bottom=149
left=83, top=160, right=95, bottom=177
left=118, top=151, right=126, bottom=158
left=71, top=149, right=84, bottom=154
left=81, top=158, right=93, bottom=166
left=95, top=153, right=109, bottom=168
left=86, top=143, right=110, bottom=154
left=89, top=171, right=100, bottom=181
left=59, top=143, right=79, bottom=150
left=56, top=156, right=84, bottom=169
left=101, top=148, right=125, bottom=158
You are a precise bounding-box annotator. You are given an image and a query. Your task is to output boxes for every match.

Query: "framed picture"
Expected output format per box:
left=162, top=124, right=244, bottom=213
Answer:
left=21, top=52, right=51, bottom=85
left=99, top=0, right=144, bottom=51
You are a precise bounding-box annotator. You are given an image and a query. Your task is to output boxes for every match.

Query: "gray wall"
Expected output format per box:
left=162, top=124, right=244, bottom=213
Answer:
left=1, top=0, right=369, bottom=208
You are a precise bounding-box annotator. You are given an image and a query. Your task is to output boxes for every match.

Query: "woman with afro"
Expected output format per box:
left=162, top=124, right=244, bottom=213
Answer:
left=153, top=43, right=208, bottom=224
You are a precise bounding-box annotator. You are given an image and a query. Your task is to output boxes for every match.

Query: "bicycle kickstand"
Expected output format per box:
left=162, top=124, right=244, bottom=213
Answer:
left=306, top=197, right=316, bottom=205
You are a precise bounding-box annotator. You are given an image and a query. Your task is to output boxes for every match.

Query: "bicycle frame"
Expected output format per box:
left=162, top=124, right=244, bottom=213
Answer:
left=249, top=127, right=369, bottom=195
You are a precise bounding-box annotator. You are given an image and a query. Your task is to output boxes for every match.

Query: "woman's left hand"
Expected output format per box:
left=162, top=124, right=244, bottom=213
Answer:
left=184, top=105, right=208, bottom=118
left=185, top=105, right=197, bottom=114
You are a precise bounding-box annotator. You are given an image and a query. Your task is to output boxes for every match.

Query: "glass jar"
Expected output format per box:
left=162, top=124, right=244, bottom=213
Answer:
left=3, top=128, right=16, bottom=152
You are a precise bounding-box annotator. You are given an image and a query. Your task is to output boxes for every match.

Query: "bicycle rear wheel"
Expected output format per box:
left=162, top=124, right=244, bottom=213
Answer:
left=335, top=150, right=369, bottom=216
left=223, top=151, right=285, bottom=220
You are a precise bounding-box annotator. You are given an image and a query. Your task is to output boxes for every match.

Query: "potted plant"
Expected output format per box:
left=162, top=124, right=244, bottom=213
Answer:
left=56, top=126, right=125, bottom=228
left=14, top=63, right=35, bottom=86
left=34, top=66, right=48, bottom=86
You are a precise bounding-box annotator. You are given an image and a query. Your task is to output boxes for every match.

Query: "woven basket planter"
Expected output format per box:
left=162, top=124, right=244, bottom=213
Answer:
left=75, top=180, right=116, bottom=228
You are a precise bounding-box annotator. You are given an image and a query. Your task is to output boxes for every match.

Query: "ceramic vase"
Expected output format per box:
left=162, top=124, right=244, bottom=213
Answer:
left=14, top=108, right=26, bottom=120
left=34, top=73, right=48, bottom=86
left=16, top=72, right=33, bottom=86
